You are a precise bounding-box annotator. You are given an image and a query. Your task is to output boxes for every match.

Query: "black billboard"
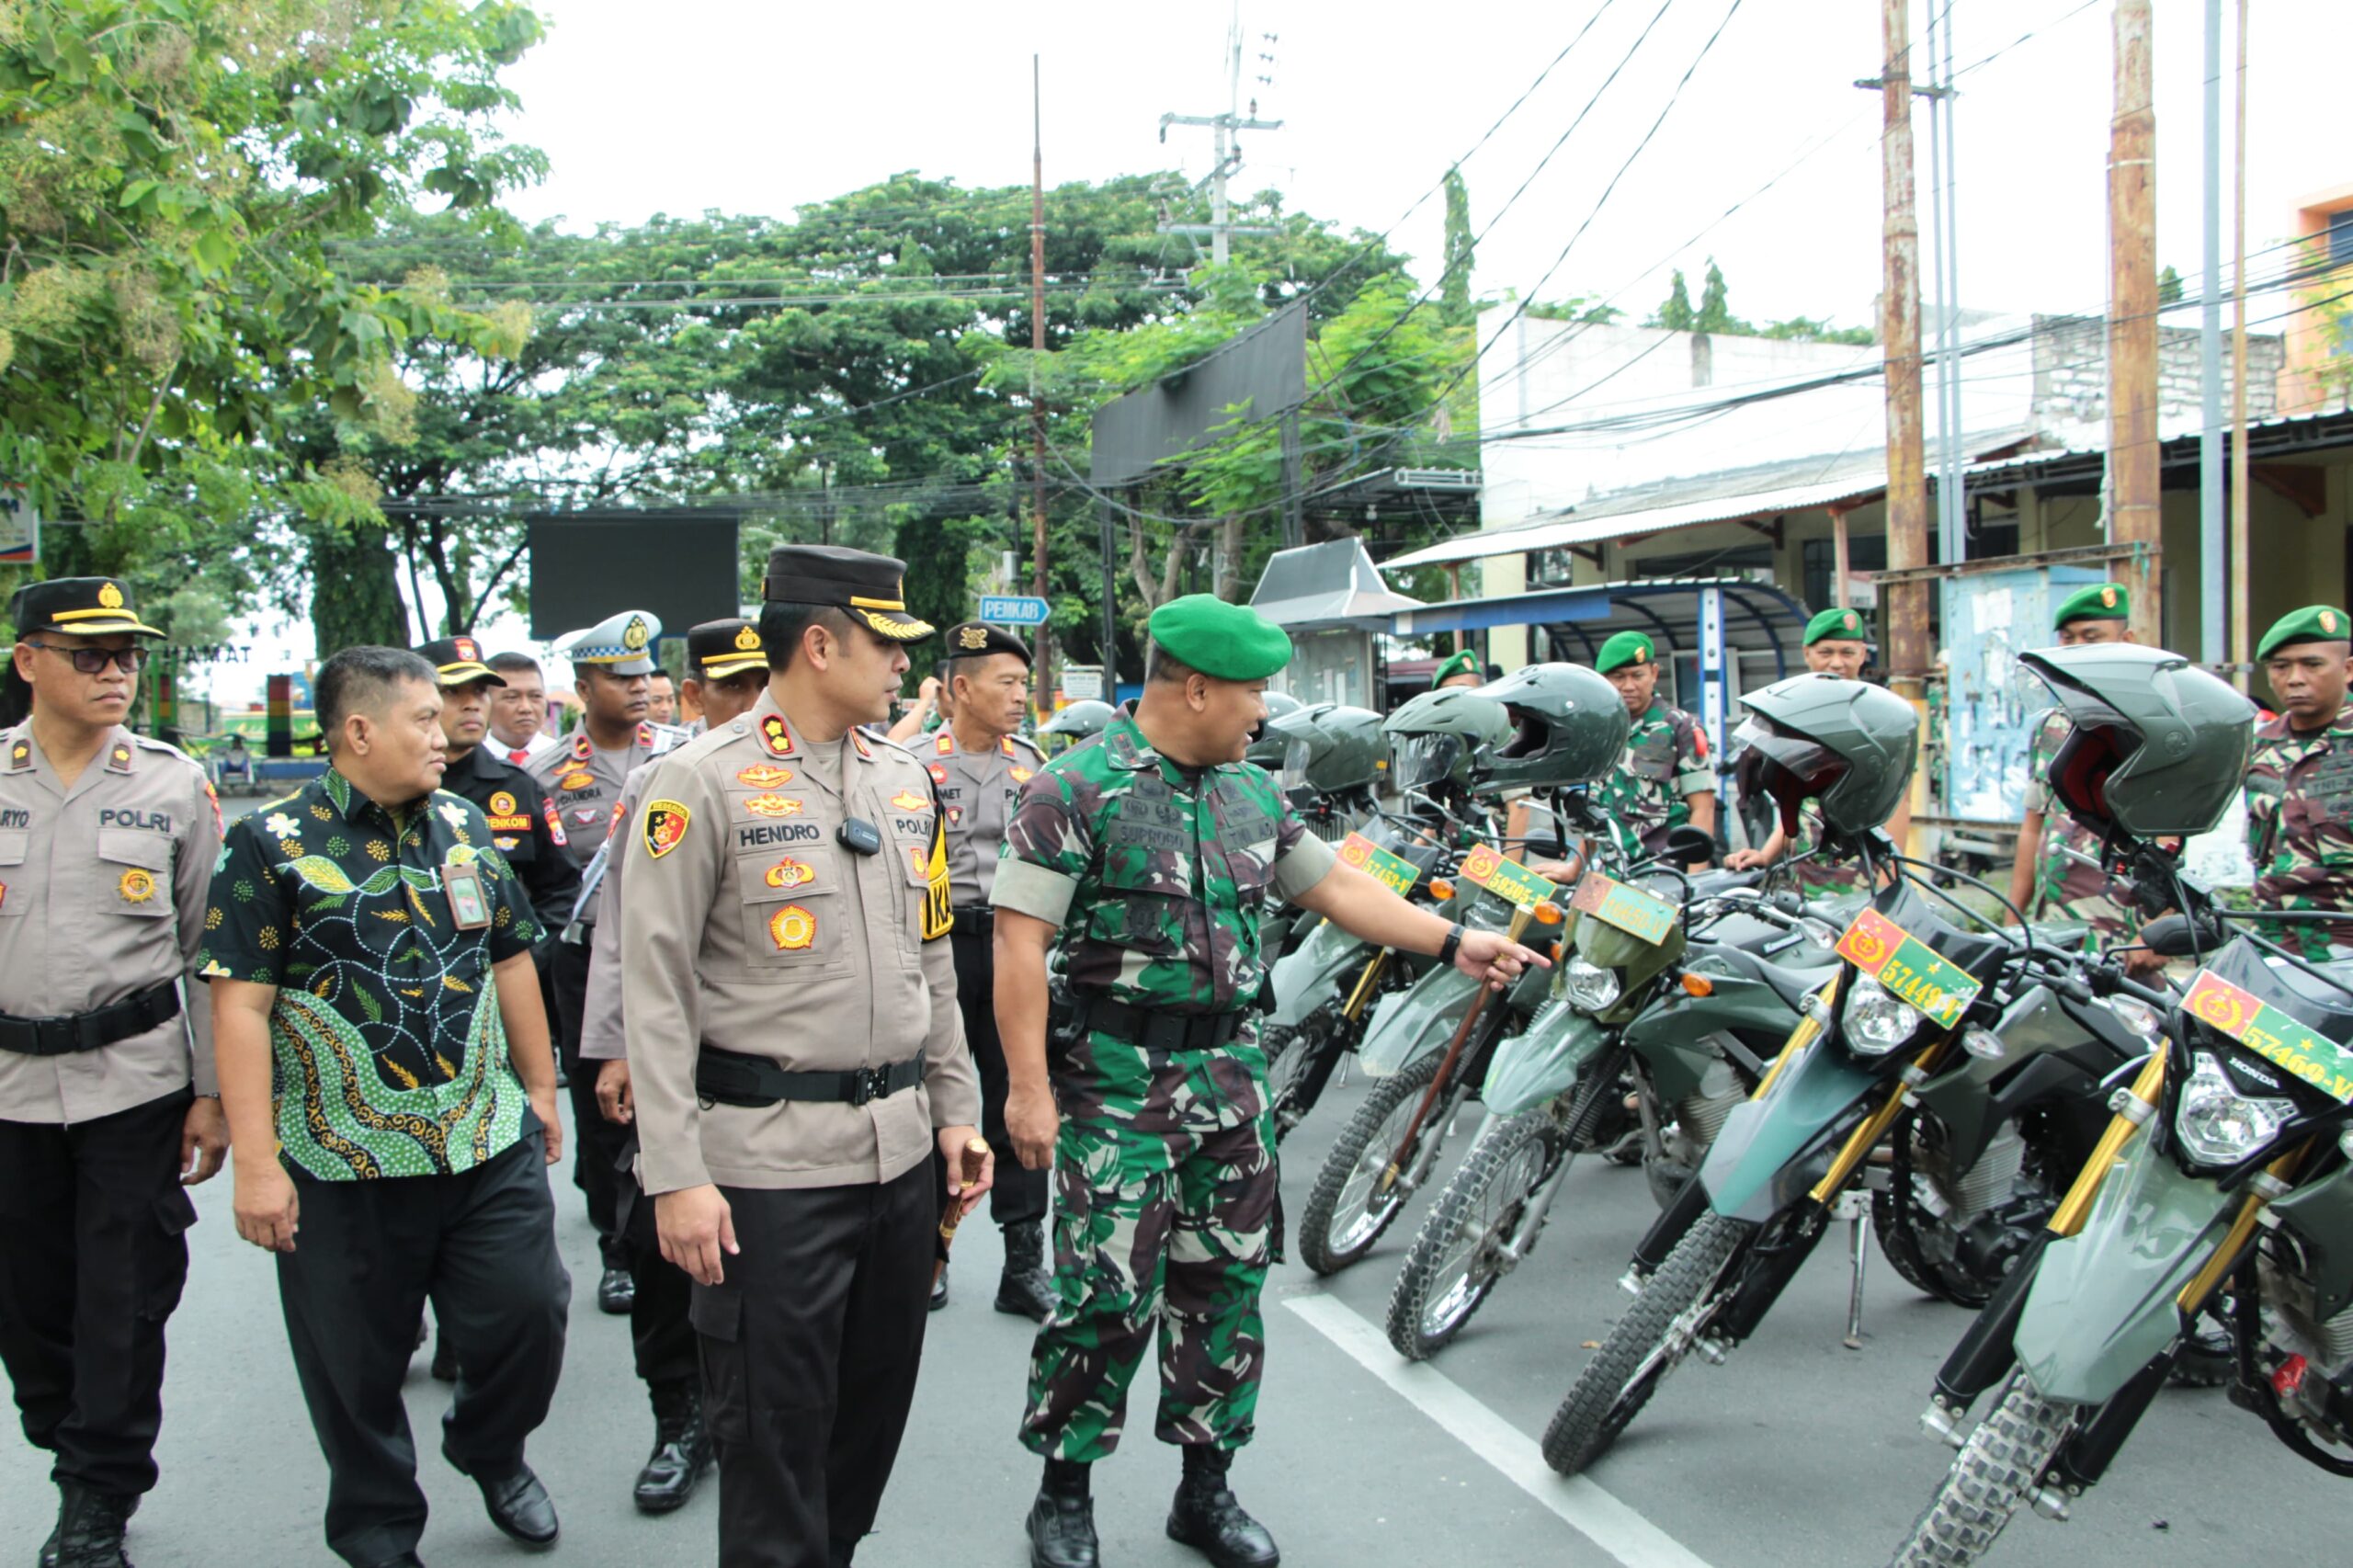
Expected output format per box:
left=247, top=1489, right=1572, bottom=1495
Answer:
left=526, top=511, right=743, bottom=640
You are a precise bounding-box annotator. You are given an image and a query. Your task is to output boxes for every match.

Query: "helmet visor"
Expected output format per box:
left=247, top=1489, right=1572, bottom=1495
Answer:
left=1279, top=736, right=1315, bottom=793
left=1393, top=733, right=1465, bottom=793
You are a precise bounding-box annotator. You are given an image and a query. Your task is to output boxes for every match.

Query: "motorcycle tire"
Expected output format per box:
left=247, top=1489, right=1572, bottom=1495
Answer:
left=1299, top=1052, right=1446, bottom=1277
left=1385, top=1110, right=1556, bottom=1360
left=1540, top=1210, right=1749, bottom=1477
left=1873, top=1113, right=2004, bottom=1309
left=1887, top=1376, right=2076, bottom=1568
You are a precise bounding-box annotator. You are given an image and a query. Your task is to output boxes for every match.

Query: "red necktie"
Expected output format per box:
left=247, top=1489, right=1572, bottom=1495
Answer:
left=509, top=748, right=529, bottom=765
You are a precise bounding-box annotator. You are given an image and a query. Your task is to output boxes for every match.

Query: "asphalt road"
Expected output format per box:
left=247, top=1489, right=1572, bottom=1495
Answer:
left=3, top=1068, right=2344, bottom=1568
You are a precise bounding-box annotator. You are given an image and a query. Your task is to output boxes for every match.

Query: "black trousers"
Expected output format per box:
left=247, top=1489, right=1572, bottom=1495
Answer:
left=950, top=920, right=1049, bottom=1229
left=276, top=1135, right=571, bottom=1568
left=613, top=1135, right=696, bottom=1389
left=550, top=935, right=627, bottom=1269
left=0, top=1088, right=194, bottom=1498
left=692, top=1165, right=933, bottom=1568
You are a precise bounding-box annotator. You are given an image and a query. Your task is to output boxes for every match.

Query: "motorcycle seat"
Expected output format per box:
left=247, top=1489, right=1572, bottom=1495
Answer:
left=1695, top=940, right=1837, bottom=1012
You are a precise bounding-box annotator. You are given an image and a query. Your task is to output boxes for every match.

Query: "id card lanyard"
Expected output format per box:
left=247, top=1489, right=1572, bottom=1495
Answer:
left=444, top=857, right=493, bottom=930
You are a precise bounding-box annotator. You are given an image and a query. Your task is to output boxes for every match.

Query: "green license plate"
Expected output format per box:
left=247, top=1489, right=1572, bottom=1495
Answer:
left=2185, top=969, right=2353, bottom=1103
left=1337, top=832, right=1419, bottom=897
left=1568, top=870, right=1678, bottom=944
left=1835, top=907, right=1982, bottom=1029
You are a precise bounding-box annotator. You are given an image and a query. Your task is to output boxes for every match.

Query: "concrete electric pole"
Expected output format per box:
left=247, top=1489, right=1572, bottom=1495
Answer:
left=1159, top=15, right=1283, bottom=266
left=2107, top=0, right=2162, bottom=646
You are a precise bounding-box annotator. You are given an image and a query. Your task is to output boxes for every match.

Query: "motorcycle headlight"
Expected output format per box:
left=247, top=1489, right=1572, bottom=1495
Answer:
left=1845, top=973, right=1923, bottom=1056
left=2175, top=1051, right=2294, bottom=1166
left=1563, top=957, right=1621, bottom=1012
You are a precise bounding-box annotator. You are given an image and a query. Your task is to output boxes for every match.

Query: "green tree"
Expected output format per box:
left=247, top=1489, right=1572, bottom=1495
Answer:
left=1439, top=167, right=1474, bottom=328
left=1696, top=260, right=1732, bottom=334
left=2158, top=264, right=2185, bottom=306
left=1651, top=269, right=1695, bottom=332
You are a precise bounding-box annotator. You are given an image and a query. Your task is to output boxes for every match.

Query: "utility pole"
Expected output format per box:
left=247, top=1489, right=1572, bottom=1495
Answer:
left=2199, top=0, right=2224, bottom=668
left=2229, top=0, right=2251, bottom=691
left=1158, top=14, right=1283, bottom=266
left=1030, top=55, right=1052, bottom=710
left=1879, top=0, right=1930, bottom=710
left=2108, top=0, right=2162, bottom=647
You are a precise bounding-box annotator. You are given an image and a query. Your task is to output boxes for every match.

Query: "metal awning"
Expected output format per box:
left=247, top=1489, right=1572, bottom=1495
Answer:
left=1390, top=576, right=1814, bottom=679
left=1249, top=539, right=1425, bottom=629
left=1381, top=472, right=1887, bottom=571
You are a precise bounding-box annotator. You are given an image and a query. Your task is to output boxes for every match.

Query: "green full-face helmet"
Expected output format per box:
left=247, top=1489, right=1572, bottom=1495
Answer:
left=1384, top=687, right=1511, bottom=794
left=2018, top=643, right=2256, bottom=838
left=1472, top=663, right=1631, bottom=791
left=1733, top=673, right=1918, bottom=839
left=1040, top=699, right=1116, bottom=755
left=1270, top=704, right=1392, bottom=801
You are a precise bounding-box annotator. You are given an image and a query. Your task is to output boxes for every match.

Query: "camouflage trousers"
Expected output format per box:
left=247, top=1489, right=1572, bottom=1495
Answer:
left=1019, top=1032, right=1278, bottom=1462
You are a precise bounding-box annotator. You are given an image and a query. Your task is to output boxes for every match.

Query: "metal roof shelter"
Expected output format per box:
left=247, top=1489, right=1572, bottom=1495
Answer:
left=1249, top=538, right=1425, bottom=628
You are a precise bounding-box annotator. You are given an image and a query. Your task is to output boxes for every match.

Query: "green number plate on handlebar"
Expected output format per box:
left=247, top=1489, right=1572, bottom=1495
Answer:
left=1835, top=907, right=1982, bottom=1029
left=1568, top=871, right=1678, bottom=944
left=1456, top=843, right=1560, bottom=913
left=1337, top=832, right=1419, bottom=897
left=2185, top=969, right=2353, bottom=1103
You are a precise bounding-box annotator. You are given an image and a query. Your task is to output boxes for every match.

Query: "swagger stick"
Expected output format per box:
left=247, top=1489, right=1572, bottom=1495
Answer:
left=1375, top=902, right=1540, bottom=1197
left=934, top=1137, right=991, bottom=1286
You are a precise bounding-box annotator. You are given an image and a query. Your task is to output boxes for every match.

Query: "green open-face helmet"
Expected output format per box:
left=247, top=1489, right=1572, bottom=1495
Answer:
left=1040, top=699, right=1116, bottom=755
left=1268, top=703, right=1391, bottom=802
left=1383, top=687, right=1511, bottom=794
left=2019, top=643, right=2256, bottom=838
left=1733, top=673, right=1918, bottom=840
left=1472, top=663, right=1631, bottom=791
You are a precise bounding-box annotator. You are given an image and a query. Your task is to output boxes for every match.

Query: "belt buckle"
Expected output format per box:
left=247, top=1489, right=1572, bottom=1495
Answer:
left=33, top=1017, right=75, bottom=1056
left=847, top=1065, right=889, bottom=1107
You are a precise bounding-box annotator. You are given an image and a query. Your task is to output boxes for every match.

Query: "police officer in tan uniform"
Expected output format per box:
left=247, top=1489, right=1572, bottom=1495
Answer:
left=926, top=620, right=1052, bottom=1318
left=0, top=577, right=225, bottom=1568
left=529, top=607, right=688, bottom=1312
left=575, top=618, right=771, bottom=1517
left=621, top=545, right=987, bottom=1568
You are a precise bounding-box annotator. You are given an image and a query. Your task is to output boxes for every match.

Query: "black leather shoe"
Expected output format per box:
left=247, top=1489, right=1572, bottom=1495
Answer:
left=929, top=1267, right=949, bottom=1312
left=1026, top=1488, right=1098, bottom=1568
left=51, top=1483, right=136, bottom=1568
left=1167, top=1463, right=1279, bottom=1568
left=473, top=1465, right=558, bottom=1549
left=995, top=1221, right=1055, bottom=1322
left=429, top=1336, right=457, bottom=1383
left=597, top=1266, right=635, bottom=1315
left=632, top=1381, right=712, bottom=1515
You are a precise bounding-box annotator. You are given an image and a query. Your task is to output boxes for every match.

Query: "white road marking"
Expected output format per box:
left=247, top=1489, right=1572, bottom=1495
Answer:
left=1284, top=1291, right=1715, bottom=1568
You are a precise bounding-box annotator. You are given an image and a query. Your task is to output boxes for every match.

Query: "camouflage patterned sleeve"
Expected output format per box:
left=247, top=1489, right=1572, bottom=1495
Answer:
left=1268, top=793, right=1338, bottom=903
left=1671, top=710, right=1713, bottom=798
left=2019, top=710, right=2063, bottom=815
left=991, top=767, right=1094, bottom=926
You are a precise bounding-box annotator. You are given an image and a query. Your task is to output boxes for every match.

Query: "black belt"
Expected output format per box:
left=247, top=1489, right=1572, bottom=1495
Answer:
left=695, top=1046, right=926, bottom=1109
left=951, top=904, right=994, bottom=933
left=1076, top=993, right=1248, bottom=1053
left=0, top=982, right=181, bottom=1058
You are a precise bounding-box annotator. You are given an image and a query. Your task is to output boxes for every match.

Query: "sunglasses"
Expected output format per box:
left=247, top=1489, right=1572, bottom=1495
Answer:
left=24, top=641, right=149, bottom=675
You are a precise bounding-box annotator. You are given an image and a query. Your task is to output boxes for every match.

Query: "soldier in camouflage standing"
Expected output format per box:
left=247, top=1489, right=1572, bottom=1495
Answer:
left=991, top=595, right=1546, bottom=1568
left=1591, top=630, right=1714, bottom=862
left=2246, top=604, right=2353, bottom=960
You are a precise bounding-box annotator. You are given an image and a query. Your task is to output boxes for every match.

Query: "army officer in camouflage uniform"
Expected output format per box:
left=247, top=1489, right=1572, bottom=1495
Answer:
left=1591, top=630, right=1713, bottom=861
left=992, top=594, right=1546, bottom=1568
left=2247, top=604, right=2353, bottom=960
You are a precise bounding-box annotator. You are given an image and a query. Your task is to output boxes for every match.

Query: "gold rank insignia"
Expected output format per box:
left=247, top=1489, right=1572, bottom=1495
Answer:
left=764, top=857, right=815, bottom=890
left=743, top=794, right=801, bottom=818
left=98, top=581, right=124, bottom=608
left=622, top=615, right=651, bottom=650
left=636, top=722, right=654, bottom=747
left=769, top=903, right=816, bottom=950
left=642, top=799, right=690, bottom=858
left=737, top=763, right=794, bottom=789
left=890, top=790, right=928, bottom=812
left=936, top=733, right=954, bottom=754
left=119, top=867, right=156, bottom=904
left=958, top=626, right=989, bottom=651
left=488, top=790, right=517, bottom=818
left=759, top=714, right=794, bottom=757
left=571, top=733, right=593, bottom=761
left=110, top=744, right=131, bottom=768
left=1011, top=767, right=1033, bottom=783
left=734, top=625, right=761, bottom=651
left=559, top=769, right=595, bottom=791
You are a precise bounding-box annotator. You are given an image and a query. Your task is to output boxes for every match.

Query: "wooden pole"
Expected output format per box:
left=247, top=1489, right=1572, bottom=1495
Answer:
left=1879, top=0, right=1929, bottom=687
left=1030, top=55, right=1053, bottom=714
left=2228, top=0, right=2251, bottom=691
left=1830, top=500, right=1856, bottom=608
left=2108, top=0, right=2163, bottom=646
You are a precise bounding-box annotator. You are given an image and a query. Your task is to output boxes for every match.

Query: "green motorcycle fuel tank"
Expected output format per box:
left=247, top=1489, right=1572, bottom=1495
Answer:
left=1482, top=908, right=1684, bottom=1117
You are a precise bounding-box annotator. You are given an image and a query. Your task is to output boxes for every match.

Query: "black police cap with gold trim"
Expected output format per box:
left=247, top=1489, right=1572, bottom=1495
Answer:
left=760, top=544, right=934, bottom=642
left=414, top=634, right=505, bottom=687
left=688, top=618, right=767, bottom=679
left=9, top=576, right=164, bottom=639
left=940, top=619, right=1032, bottom=665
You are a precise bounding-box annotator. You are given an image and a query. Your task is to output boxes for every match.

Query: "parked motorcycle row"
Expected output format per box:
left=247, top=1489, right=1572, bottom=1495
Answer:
left=1257, top=645, right=2353, bottom=1566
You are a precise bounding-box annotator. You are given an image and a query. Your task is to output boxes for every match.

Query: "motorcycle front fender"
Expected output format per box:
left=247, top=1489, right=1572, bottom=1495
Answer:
left=1266, top=916, right=1370, bottom=1029
left=2013, top=1135, right=2236, bottom=1406
left=1698, top=1036, right=1879, bottom=1224
left=1358, top=962, right=1479, bottom=1078
left=1483, top=1007, right=1613, bottom=1118
left=1621, top=965, right=1803, bottom=1104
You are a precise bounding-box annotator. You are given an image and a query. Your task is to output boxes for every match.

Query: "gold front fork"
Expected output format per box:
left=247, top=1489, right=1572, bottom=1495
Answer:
left=1807, top=1036, right=1953, bottom=1207
left=1341, top=949, right=1391, bottom=1023
left=2046, top=1043, right=2172, bottom=1240
left=1752, top=971, right=1845, bottom=1102
left=2177, top=1142, right=2313, bottom=1314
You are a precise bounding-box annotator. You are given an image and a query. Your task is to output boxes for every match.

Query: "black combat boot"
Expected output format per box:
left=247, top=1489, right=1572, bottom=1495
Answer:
left=52, top=1483, right=136, bottom=1568
left=632, top=1379, right=712, bottom=1514
left=1026, top=1457, right=1098, bottom=1568
left=995, top=1221, right=1055, bottom=1322
left=1166, top=1447, right=1279, bottom=1568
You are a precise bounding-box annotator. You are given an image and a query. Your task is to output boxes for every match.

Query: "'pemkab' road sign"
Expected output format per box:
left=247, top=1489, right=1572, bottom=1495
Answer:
left=978, top=595, right=1051, bottom=627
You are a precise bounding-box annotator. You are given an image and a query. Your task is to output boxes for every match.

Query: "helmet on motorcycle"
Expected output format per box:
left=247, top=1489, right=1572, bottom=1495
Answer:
left=1039, top=699, right=1115, bottom=755
left=1263, top=691, right=1304, bottom=722
left=1733, top=673, right=1918, bottom=840
left=1383, top=687, right=1511, bottom=794
left=1471, top=663, right=1631, bottom=791
left=1246, top=700, right=1321, bottom=770
left=1270, top=704, right=1392, bottom=801
left=2018, top=643, right=2256, bottom=838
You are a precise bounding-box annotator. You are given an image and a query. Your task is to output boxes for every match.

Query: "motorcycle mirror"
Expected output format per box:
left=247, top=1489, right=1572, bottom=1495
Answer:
left=1664, top=824, right=1718, bottom=867
left=2138, top=913, right=2216, bottom=959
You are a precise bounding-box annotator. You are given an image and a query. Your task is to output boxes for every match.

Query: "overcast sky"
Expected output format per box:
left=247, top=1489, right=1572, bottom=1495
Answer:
left=210, top=0, right=2348, bottom=707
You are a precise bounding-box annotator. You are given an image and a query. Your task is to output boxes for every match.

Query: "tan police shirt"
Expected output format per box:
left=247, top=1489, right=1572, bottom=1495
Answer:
left=576, top=765, right=653, bottom=1064
left=926, top=727, right=1043, bottom=906
left=620, top=693, right=979, bottom=1194
left=529, top=722, right=688, bottom=870
left=0, top=725, right=220, bottom=1122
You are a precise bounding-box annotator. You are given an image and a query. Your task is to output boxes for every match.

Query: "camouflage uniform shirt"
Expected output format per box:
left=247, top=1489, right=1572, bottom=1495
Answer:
left=1596, top=698, right=1711, bottom=857
left=2019, top=708, right=2137, bottom=943
left=2245, top=699, right=2353, bottom=959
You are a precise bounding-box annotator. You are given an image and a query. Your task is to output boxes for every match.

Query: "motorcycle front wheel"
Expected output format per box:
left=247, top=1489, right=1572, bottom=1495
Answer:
left=1384, top=1110, right=1556, bottom=1360
left=1887, top=1375, right=2076, bottom=1568
left=1299, top=1052, right=1446, bottom=1276
left=1540, top=1209, right=1750, bottom=1476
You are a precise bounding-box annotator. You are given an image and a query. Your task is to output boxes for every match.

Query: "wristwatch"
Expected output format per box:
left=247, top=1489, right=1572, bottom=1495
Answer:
left=1436, top=921, right=1466, bottom=969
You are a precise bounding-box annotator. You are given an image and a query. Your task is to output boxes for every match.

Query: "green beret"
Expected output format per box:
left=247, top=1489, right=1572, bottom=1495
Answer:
left=1595, top=631, right=1655, bottom=674
left=2053, top=582, right=2128, bottom=628
left=1803, top=607, right=1870, bottom=646
left=1430, top=649, right=1482, bottom=687
left=2258, top=604, right=2353, bottom=661
left=1149, top=594, right=1293, bottom=682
